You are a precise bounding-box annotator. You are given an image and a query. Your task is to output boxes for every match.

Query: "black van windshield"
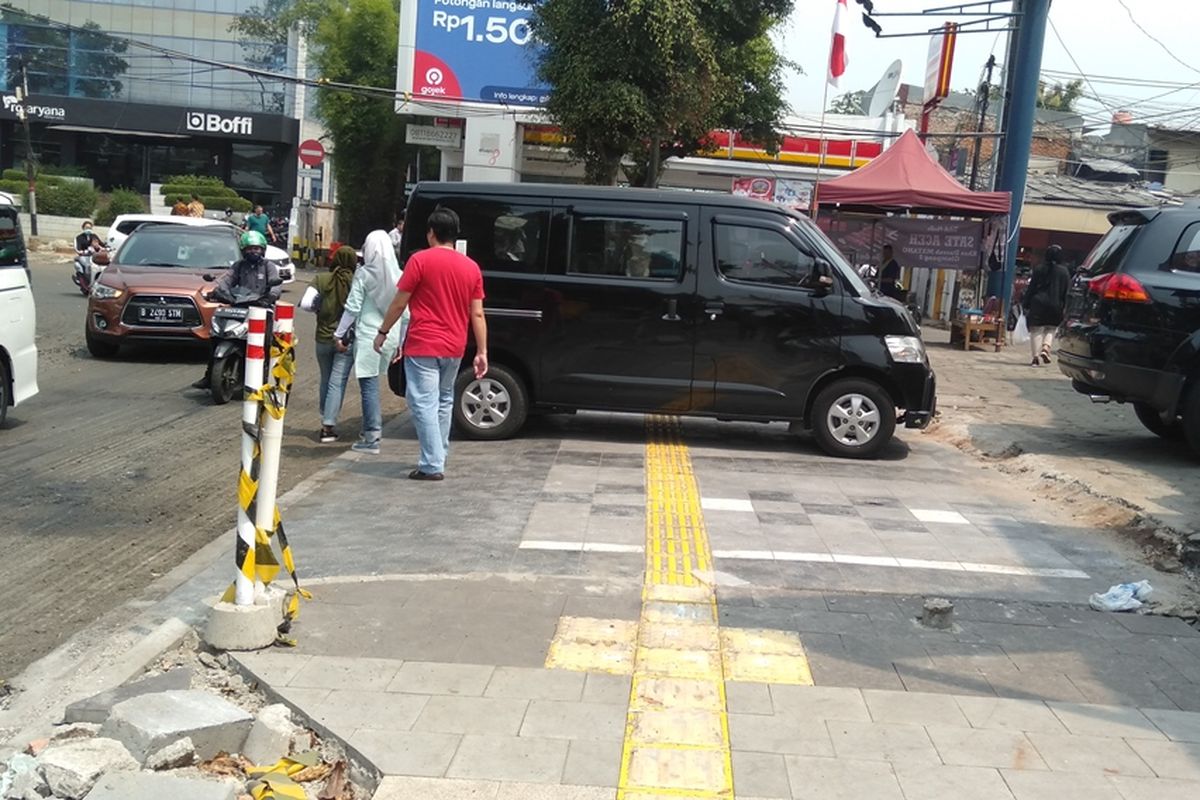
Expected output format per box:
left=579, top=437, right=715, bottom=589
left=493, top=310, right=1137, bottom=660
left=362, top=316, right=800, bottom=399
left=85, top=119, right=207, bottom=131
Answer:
left=1080, top=223, right=1142, bottom=278
left=0, top=207, right=24, bottom=268
left=789, top=217, right=870, bottom=295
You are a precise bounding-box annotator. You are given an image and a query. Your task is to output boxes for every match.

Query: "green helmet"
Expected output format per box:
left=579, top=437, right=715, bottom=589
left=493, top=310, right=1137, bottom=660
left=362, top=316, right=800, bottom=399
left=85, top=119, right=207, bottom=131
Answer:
left=240, top=230, right=268, bottom=250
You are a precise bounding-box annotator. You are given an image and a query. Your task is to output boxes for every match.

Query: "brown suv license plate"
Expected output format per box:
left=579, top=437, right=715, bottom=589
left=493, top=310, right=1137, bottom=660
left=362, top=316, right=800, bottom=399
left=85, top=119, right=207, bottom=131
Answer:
left=138, top=306, right=184, bottom=322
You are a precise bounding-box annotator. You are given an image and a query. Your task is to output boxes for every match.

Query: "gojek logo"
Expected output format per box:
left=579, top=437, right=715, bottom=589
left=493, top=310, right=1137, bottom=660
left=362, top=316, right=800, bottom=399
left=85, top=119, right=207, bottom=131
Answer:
left=185, top=111, right=253, bottom=135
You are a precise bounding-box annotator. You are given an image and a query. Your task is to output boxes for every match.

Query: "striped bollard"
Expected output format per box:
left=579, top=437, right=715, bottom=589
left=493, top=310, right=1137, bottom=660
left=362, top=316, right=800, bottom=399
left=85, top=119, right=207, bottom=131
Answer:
left=234, top=306, right=271, bottom=606
left=252, top=303, right=293, bottom=555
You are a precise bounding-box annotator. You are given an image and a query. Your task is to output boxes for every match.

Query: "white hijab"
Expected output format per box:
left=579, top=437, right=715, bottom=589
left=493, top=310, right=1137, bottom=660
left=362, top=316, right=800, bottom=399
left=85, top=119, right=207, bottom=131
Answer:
left=360, top=229, right=401, bottom=313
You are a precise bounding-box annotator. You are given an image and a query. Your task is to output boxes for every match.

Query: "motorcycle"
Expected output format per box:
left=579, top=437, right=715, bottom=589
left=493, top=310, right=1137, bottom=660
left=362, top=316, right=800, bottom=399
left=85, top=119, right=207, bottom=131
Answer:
left=859, top=265, right=923, bottom=328
left=72, top=249, right=106, bottom=296
left=203, top=276, right=283, bottom=405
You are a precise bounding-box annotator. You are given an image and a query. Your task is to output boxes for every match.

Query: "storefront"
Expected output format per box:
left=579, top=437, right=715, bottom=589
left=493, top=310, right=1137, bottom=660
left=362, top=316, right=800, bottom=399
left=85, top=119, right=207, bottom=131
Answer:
left=0, top=96, right=299, bottom=209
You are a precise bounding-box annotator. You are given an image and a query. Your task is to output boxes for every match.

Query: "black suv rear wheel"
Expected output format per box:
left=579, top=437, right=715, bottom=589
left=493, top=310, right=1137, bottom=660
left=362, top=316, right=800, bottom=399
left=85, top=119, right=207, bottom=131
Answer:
left=1183, top=384, right=1200, bottom=457
left=1133, top=402, right=1183, bottom=440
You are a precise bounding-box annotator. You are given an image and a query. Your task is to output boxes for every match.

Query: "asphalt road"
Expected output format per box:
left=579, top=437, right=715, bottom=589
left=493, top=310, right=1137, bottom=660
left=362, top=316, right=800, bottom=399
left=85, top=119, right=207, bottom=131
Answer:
left=0, top=253, right=404, bottom=682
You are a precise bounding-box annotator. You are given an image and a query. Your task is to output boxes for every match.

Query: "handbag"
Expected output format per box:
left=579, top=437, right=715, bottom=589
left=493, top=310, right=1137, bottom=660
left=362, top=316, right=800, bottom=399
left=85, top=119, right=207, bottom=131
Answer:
left=387, top=356, right=406, bottom=396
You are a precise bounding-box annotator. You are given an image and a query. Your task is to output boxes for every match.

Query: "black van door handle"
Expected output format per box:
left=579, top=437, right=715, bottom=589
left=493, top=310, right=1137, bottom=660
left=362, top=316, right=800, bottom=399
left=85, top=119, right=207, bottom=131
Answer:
left=661, top=298, right=682, bottom=322
left=705, top=302, right=725, bottom=321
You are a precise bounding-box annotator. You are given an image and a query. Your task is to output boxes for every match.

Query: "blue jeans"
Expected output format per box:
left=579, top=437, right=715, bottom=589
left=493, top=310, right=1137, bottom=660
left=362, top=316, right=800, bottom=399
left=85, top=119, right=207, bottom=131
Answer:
left=315, top=340, right=348, bottom=419
left=321, top=346, right=380, bottom=442
left=405, top=356, right=458, bottom=474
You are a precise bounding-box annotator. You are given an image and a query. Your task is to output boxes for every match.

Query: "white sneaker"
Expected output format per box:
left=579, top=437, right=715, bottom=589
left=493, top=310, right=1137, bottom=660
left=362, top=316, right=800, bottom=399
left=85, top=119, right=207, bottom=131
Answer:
left=351, top=439, right=380, bottom=455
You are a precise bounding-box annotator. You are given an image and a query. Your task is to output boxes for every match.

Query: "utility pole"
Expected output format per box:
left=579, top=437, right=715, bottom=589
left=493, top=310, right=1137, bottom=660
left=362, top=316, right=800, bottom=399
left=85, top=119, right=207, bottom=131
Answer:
left=968, top=55, right=996, bottom=191
left=16, top=61, right=37, bottom=236
left=995, top=0, right=1051, bottom=314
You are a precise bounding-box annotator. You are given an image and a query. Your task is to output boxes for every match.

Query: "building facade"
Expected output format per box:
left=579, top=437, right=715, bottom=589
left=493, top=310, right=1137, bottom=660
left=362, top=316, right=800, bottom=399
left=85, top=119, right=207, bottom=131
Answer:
left=0, top=0, right=301, bottom=209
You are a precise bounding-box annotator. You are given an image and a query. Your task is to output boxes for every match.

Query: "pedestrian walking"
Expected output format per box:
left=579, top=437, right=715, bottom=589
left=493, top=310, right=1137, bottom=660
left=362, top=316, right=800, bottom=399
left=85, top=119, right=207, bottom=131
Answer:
left=171, top=199, right=189, bottom=216
left=244, top=205, right=277, bottom=244
left=1022, top=244, right=1071, bottom=366
left=187, top=193, right=206, bottom=218
left=324, top=231, right=405, bottom=454
left=374, top=208, right=487, bottom=481
left=389, top=212, right=405, bottom=261
left=301, top=245, right=357, bottom=442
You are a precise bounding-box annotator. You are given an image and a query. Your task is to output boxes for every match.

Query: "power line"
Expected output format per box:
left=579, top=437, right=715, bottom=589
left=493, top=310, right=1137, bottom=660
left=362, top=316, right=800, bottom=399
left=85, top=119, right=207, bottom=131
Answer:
left=1045, top=17, right=1113, bottom=115
left=1114, top=0, right=1200, bottom=76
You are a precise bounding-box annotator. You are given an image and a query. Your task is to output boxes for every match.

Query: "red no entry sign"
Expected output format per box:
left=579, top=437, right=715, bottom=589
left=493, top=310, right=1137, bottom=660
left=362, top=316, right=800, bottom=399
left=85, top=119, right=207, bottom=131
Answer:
left=298, top=139, right=325, bottom=168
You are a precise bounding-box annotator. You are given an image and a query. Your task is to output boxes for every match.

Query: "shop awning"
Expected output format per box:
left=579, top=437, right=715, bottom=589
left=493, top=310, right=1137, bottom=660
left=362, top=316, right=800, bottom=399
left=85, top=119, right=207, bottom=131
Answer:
left=816, top=129, right=1011, bottom=215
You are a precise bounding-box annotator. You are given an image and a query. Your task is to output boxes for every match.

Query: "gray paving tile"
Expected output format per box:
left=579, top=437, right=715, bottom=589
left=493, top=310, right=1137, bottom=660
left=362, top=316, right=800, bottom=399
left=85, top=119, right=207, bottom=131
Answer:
left=954, top=697, right=1069, bottom=733
left=1000, top=770, right=1125, bottom=800
left=863, top=689, right=971, bottom=726
left=925, top=724, right=1047, bottom=770
left=306, top=689, right=430, bottom=732
left=1047, top=702, right=1166, bottom=740
left=1107, top=776, right=1200, bottom=800
left=1142, top=708, right=1200, bottom=743
left=894, top=663, right=998, bottom=698
left=803, top=504, right=859, bottom=517
left=756, top=511, right=813, bottom=526
left=749, top=490, right=800, bottom=503
left=783, top=755, right=903, bottom=800
left=446, top=734, right=569, bottom=783
left=892, top=763, right=1016, bottom=800
left=1024, top=731, right=1154, bottom=776
left=485, top=667, right=586, bottom=702
left=413, top=696, right=530, bottom=736
left=1112, top=614, right=1200, bottom=638
left=581, top=673, right=632, bottom=705
left=519, top=700, right=626, bottom=741
left=372, top=776, right=499, bottom=800
left=732, top=751, right=792, bottom=797
left=348, top=728, right=462, bottom=777
left=728, top=713, right=835, bottom=755
left=808, top=656, right=906, bottom=692
left=562, top=739, right=621, bottom=787
left=1124, top=739, right=1200, bottom=781
left=389, top=662, right=495, bottom=696
left=769, top=685, right=871, bottom=722
left=1155, top=680, right=1200, bottom=712
left=726, top=681, right=774, bottom=715
left=826, top=720, right=941, bottom=764
left=984, top=670, right=1089, bottom=704
left=562, top=593, right=642, bottom=620
left=287, top=655, right=403, bottom=692
left=235, top=652, right=310, bottom=687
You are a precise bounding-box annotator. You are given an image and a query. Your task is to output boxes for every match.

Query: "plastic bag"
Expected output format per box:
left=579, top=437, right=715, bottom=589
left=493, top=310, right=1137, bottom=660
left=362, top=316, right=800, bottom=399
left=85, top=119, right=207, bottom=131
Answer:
left=1089, top=580, right=1154, bottom=612
left=1012, top=310, right=1030, bottom=344
left=299, top=285, right=321, bottom=313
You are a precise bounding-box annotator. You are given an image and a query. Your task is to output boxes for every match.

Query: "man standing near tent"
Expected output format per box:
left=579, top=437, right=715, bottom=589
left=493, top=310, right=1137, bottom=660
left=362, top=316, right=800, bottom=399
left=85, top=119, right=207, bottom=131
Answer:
left=879, top=244, right=904, bottom=301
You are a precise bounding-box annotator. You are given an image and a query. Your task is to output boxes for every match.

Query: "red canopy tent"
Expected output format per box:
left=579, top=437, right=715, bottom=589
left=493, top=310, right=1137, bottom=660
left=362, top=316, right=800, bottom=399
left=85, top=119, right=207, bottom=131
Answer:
left=815, top=129, right=1011, bottom=215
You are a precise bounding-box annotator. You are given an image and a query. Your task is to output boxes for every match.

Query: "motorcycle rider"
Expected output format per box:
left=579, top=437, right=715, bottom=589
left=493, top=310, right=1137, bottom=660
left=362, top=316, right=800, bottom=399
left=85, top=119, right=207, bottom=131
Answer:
left=191, top=230, right=282, bottom=390
left=74, top=220, right=103, bottom=290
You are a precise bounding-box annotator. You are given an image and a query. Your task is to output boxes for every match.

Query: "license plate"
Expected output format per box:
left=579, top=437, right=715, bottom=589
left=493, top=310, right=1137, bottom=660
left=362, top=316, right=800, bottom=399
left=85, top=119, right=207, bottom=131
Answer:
left=138, top=306, right=184, bottom=322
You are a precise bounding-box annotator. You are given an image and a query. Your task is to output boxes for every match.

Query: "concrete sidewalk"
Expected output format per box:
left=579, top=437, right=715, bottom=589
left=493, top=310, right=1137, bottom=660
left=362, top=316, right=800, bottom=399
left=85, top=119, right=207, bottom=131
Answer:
left=217, top=408, right=1200, bottom=800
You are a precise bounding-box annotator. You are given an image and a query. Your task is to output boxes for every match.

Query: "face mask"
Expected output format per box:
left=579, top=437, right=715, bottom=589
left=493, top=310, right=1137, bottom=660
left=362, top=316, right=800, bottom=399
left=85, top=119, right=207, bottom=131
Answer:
left=244, top=250, right=264, bottom=265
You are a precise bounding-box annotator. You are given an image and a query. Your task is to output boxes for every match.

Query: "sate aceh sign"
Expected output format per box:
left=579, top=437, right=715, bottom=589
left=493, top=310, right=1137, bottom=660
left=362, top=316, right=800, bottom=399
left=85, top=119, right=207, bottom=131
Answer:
left=399, top=0, right=550, bottom=108
left=0, top=95, right=298, bottom=144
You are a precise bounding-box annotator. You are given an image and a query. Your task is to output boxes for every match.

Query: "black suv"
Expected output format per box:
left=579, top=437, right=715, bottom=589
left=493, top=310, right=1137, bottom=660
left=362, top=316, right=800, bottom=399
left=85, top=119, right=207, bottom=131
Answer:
left=1057, top=204, right=1200, bottom=454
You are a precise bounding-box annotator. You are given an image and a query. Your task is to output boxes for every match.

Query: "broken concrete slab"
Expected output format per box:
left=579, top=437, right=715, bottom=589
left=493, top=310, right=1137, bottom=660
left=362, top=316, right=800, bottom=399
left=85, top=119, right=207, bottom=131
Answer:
left=99, top=690, right=252, bottom=763
left=39, top=738, right=139, bottom=800
left=144, top=737, right=196, bottom=771
left=64, top=669, right=193, bottom=725
left=241, top=704, right=296, bottom=766
left=1, top=753, right=46, bottom=800
left=83, top=771, right=238, bottom=800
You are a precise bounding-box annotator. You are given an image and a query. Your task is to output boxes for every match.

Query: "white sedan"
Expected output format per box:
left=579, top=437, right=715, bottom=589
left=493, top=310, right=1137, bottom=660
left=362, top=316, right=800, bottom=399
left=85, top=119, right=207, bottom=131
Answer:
left=106, top=214, right=295, bottom=282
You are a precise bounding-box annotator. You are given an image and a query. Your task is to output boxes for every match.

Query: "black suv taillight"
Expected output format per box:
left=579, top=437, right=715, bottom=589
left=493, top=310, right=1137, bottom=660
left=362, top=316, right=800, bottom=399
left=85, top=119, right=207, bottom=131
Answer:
left=1088, top=273, right=1151, bottom=303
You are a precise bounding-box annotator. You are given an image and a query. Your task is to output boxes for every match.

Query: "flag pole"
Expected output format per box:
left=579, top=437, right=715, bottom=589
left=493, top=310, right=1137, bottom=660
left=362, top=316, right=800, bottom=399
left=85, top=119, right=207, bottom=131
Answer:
left=812, top=0, right=843, bottom=220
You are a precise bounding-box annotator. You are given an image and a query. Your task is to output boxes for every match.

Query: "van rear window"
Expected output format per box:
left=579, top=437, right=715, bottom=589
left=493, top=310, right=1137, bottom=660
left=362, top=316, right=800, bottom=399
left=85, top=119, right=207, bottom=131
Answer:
left=0, top=209, right=25, bottom=268
left=1080, top=223, right=1141, bottom=278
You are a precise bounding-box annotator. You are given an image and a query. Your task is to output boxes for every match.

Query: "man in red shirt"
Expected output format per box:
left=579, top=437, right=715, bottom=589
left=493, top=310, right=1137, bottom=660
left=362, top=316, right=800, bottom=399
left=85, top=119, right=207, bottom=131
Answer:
left=374, top=208, right=487, bottom=480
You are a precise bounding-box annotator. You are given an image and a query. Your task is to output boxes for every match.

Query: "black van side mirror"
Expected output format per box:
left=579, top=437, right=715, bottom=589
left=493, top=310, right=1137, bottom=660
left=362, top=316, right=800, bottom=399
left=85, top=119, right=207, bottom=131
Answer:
left=803, top=259, right=835, bottom=292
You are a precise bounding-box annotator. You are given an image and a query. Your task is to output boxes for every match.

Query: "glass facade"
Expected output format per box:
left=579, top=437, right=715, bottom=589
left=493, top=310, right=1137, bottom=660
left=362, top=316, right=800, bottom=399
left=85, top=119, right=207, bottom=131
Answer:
left=1, top=0, right=294, bottom=114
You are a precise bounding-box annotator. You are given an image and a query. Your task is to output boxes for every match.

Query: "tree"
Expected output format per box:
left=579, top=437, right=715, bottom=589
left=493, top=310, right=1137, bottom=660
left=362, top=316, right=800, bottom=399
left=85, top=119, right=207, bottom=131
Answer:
left=828, top=90, right=867, bottom=114
left=531, top=0, right=795, bottom=187
left=70, top=22, right=130, bottom=99
left=1037, top=80, right=1083, bottom=112
left=228, top=0, right=328, bottom=113
left=0, top=6, right=128, bottom=99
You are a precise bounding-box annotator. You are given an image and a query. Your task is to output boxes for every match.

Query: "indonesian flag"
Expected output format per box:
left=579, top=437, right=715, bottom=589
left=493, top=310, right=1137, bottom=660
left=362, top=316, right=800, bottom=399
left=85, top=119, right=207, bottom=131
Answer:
left=829, top=0, right=849, bottom=87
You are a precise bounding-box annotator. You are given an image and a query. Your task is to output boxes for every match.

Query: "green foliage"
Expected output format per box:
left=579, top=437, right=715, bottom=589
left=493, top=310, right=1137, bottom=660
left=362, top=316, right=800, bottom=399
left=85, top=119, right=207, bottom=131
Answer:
left=0, top=179, right=25, bottom=195
left=532, top=0, right=795, bottom=186
left=160, top=183, right=239, bottom=199
left=162, top=174, right=227, bottom=188
left=165, top=195, right=253, bottom=213
left=828, top=90, right=867, bottom=115
left=0, top=7, right=128, bottom=98
left=310, top=0, right=416, bottom=240
left=229, top=1, right=331, bottom=113
left=35, top=181, right=98, bottom=217
left=95, top=189, right=147, bottom=226
left=1037, top=80, right=1084, bottom=112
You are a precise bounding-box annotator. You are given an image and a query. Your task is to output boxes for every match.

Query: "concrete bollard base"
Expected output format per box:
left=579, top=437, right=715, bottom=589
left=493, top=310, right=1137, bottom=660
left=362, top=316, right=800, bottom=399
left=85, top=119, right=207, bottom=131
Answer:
left=203, top=599, right=281, bottom=651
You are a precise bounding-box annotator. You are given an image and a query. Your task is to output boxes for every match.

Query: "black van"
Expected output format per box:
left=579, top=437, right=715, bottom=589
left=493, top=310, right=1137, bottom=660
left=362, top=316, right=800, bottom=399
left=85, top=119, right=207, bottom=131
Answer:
left=401, top=183, right=935, bottom=458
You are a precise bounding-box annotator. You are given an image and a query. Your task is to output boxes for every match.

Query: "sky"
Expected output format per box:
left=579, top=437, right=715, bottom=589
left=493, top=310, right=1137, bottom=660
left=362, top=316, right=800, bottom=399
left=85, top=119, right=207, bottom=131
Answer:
left=777, top=0, right=1200, bottom=131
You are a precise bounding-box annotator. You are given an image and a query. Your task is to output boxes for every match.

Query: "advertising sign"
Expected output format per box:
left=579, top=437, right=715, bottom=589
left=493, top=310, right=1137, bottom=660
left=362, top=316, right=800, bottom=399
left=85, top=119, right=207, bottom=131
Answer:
left=731, top=177, right=813, bottom=211
left=923, top=22, right=958, bottom=106
left=406, top=123, right=464, bottom=148
left=819, top=214, right=982, bottom=271
left=404, top=0, right=549, bottom=108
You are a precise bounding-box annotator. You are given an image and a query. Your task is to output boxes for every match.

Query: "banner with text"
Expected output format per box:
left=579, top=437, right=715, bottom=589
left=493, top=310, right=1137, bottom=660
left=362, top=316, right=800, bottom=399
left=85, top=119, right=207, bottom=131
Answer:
left=732, top=177, right=813, bottom=211
left=410, top=0, right=549, bottom=107
left=818, top=214, right=983, bottom=271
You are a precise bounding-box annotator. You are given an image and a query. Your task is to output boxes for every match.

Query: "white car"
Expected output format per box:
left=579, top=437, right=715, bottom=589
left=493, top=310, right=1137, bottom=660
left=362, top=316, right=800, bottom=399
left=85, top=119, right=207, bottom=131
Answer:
left=106, top=214, right=295, bottom=282
left=0, top=207, right=37, bottom=427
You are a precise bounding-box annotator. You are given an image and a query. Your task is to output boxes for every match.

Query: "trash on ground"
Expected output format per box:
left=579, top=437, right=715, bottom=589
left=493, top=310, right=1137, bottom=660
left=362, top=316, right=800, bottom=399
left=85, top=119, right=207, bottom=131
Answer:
left=1089, top=580, right=1154, bottom=612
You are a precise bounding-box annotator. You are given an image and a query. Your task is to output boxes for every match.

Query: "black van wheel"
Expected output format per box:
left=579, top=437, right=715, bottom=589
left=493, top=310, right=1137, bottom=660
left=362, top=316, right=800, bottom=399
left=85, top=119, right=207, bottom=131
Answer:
left=1133, top=402, right=1183, bottom=440
left=0, top=359, right=10, bottom=428
left=1183, top=383, right=1200, bottom=457
left=453, top=364, right=528, bottom=440
left=810, top=378, right=897, bottom=459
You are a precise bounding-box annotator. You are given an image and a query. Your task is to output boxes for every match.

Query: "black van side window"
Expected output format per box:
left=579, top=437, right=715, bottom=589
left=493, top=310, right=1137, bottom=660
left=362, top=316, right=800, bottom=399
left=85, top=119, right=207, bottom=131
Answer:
left=0, top=209, right=25, bottom=268
left=715, top=224, right=815, bottom=287
left=416, top=197, right=548, bottom=275
left=1169, top=222, right=1200, bottom=274
left=568, top=216, right=684, bottom=280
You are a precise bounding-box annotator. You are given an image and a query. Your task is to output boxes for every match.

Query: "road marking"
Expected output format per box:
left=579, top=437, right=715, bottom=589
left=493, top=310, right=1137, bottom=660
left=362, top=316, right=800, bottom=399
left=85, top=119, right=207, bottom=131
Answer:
left=519, top=540, right=644, bottom=554
left=700, top=497, right=755, bottom=512
left=911, top=508, right=971, bottom=524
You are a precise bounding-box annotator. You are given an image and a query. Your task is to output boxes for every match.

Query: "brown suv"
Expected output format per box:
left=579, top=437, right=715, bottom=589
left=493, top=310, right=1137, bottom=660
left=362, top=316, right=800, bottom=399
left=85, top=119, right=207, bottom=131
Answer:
left=85, top=225, right=242, bottom=357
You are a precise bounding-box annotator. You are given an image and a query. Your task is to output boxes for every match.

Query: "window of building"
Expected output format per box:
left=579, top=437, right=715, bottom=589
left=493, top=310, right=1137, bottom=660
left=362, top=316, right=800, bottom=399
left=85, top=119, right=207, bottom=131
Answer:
left=1169, top=222, right=1200, bottom=274
left=568, top=216, right=684, bottom=280
left=714, top=224, right=819, bottom=288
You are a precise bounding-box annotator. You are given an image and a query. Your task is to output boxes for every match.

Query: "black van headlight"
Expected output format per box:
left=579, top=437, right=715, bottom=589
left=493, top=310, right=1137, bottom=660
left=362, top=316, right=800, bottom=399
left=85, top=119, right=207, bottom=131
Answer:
left=885, top=335, right=926, bottom=363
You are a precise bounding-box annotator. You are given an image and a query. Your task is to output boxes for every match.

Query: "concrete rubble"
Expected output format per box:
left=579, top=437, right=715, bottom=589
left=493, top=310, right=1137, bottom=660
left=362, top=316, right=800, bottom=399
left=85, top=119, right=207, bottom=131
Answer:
left=144, top=737, right=195, bottom=771
left=0, top=753, right=45, bottom=800
left=99, top=690, right=252, bottom=763
left=63, top=670, right=192, bottom=726
left=84, top=771, right=238, bottom=800
left=38, top=738, right=138, bottom=800
left=240, top=705, right=296, bottom=767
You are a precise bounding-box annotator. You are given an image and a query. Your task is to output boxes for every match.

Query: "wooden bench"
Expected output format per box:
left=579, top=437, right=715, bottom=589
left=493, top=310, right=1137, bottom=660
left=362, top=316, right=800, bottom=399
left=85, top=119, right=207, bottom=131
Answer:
left=951, top=317, right=1005, bottom=352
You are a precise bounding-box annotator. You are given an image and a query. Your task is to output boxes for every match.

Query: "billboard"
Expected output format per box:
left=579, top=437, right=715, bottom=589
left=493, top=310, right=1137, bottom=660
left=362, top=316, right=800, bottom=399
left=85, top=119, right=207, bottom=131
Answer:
left=732, top=177, right=813, bottom=211
left=399, top=0, right=549, bottom=109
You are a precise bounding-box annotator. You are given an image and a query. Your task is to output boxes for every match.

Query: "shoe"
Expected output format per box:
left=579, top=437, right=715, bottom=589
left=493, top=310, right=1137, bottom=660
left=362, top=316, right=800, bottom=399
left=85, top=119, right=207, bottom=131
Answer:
left=319, top=426, right=337, bottom=443
left=191, top=376, right=211, bottom=389
left=1040, top=351, right=1052, bottom=364
left=351, top=439, right=380, bottom=455
left=1030, top=358, right=1040, bottom=367
left=408, top=469, right=444, bottom=481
